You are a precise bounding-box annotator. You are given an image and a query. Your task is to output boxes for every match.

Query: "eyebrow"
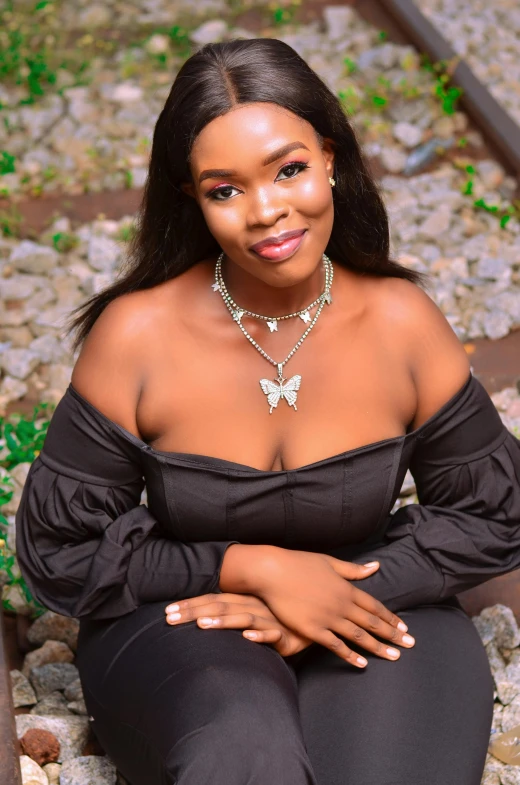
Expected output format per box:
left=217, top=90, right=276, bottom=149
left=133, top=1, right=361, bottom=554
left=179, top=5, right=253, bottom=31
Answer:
left=198, top=141, right=311, bottom=184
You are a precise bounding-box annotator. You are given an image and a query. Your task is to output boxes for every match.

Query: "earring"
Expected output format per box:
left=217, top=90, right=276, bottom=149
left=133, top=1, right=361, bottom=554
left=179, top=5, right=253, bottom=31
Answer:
left=328, top=176, right=336, bottom=187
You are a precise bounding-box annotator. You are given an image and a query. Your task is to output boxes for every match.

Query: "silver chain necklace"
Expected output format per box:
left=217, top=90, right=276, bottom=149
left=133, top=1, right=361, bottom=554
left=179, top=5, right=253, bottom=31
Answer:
left=212, top=251, right=334, bottom=413
left=213, top=254, right=333, bottom=331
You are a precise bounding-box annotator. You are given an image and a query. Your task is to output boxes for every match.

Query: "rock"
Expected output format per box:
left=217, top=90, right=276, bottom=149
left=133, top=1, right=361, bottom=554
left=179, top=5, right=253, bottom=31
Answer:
left=322, top=6, right=356, bottom=40
left=16, top=715, right=90, bottom=763
left=393, top=122, right=423, bottom=148
left=87, top=235, right=122, bottom=273
left=77, top=5, right=111, bottom=28
left=476, top=257, right=511, bottom=280
left=42, top=763, right=61, bottom=785
left=472, top=615, right=496, bottom=647
left=30, top=690, right=72, bottom=717
left=23, top=640, right=75, bottom=679
left=19, top=754, right=49, bottom=785
left=27, top=611, right=80, bottom=652
left=0, top=376, right=28, bottom=410
left=29, top=663, right=80, bottom=700
left=190, top=20, right=228, bottom=45
left=495, top=661, right=520, bottom=706
left=9, top=241, right=59, bottom=275
left=59, top=756, right=117, bottom=785
left=63, top=678, right=84, bottom=703
left=110, top=83, right=144, bottom=104
left=11, top=669, right=37, bottom=707
left=0, top=348, right=40, bottom=379
left=380, top=146, right=407, bottom=173
left=145, top=34, right=170, bottom=55
left=418, top=207, right=451, bottom=239
left=20, top=728, right=60, bottom=766
left=480, top=605, right=520, bottom=650
left=2, top=582, right=33, bottom=615
left=501, top=700, right=520, bottom=733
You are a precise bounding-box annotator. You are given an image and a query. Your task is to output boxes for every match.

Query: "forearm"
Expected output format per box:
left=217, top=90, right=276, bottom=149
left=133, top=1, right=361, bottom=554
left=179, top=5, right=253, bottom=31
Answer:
left=218, top=543, right=282, bottom=594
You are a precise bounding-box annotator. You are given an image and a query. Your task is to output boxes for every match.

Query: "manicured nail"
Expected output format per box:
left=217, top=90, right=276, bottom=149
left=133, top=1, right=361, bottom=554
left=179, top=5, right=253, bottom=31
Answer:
left=166, top=604, right=180, bottom=613
left=397, top=621, right=408, bottom=632
left=386, top=647, right=400, bottom=658
left=244, top=631, right=257, bottom=639
left=199, top=617, right=218, bottom=626
left=363, top=561, right=379, bottom=567
left=167, top=612, right=181, bottom=622
left=402, top=635, right=415, bottom=645
left=357, top=656, right=367, bottom=666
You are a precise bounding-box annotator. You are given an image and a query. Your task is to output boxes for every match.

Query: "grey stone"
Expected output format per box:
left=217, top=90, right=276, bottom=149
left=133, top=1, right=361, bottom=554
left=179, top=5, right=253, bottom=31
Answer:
left=480, top=605, right=520, bottom=650
left=16, top=715, right=89, bottom=763
left=42, top=762, right=61, bottom=785
left=30, top=689, right=72, bottom=716
left=67, top=698, right=88, bottom=716
left=10, top=669, right=37, bottom=708
left=19, top=755, right=49, bottom=785
left=59, top=756, right=117, bottom=785
left=393, top=122, right=423, bottom=148
left=0, top=347, right=40, bottom=379
left=190, top=20, right=228, bottom=45
left=27, top=611, right=80, bottom=652
left=29, top=663, right=80, bottom=699
left=9, top=241, right=59, bottom=275
left=501, top=699, right=520, bottom=733
left=63, top=678, right=84, bottom=703
left=87, top=235, right=122, bottom=273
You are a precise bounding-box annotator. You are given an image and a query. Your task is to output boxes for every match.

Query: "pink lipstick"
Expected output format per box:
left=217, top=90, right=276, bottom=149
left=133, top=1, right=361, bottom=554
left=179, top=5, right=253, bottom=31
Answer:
left=250, top=229, right=307, bottom=261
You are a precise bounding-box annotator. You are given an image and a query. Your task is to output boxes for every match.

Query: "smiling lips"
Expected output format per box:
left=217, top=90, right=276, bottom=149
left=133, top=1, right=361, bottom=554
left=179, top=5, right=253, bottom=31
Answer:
left=250, top=228, right=307, bottom=261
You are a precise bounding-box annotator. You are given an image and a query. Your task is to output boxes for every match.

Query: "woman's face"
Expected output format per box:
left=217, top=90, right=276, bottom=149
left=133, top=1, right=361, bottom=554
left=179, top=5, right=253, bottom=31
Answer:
left=182, top=102, right=335, bottom=287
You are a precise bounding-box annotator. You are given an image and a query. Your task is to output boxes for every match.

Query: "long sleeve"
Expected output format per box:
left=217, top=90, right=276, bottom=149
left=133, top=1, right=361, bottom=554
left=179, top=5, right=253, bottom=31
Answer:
left=15, top=388, right=239, bottom=621
left=347, top=374, right=520, bottom=612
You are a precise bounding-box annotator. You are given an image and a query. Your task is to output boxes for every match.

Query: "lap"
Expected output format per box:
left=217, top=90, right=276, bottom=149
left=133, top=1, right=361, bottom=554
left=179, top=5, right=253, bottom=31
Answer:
left=295, top=601, right=494, bottom=785
left=76, top=599, right=493, bottom=785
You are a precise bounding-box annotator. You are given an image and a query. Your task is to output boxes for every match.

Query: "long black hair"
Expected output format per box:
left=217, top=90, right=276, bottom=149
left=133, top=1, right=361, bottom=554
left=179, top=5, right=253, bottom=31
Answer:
left=66, top=37, right=430, bottom=352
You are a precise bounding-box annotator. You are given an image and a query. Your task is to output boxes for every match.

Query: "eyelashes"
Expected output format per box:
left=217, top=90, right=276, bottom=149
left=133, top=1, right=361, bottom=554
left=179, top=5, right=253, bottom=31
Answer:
left=206, top=160, right=310, bottom=202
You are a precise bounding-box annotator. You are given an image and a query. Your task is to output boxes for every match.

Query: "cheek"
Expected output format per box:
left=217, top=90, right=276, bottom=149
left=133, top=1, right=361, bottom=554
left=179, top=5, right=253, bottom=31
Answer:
left=199, top=203, right=243, bottom=245
left=296, top=177, right=333, bottom=220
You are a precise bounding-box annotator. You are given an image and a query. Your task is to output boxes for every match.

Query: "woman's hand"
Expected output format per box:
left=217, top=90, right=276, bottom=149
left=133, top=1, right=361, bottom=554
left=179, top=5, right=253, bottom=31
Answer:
left=165, top=593, right=313, bottom=657
left=234, top=548, right=415, bottom=668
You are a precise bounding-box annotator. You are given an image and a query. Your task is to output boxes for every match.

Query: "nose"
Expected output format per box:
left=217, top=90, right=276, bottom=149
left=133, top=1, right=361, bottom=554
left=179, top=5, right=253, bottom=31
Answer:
left=247, top=185, right=289, bottom=227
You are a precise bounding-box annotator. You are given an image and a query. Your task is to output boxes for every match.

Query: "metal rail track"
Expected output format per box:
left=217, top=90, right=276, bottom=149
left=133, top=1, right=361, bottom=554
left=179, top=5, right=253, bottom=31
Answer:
left=1, top=3, right=520, bottom=783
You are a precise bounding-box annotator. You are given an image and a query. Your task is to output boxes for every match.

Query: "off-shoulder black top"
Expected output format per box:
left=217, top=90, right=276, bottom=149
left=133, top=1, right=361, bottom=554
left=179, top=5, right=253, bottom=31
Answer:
left=15, top=371, right=520, bottom=620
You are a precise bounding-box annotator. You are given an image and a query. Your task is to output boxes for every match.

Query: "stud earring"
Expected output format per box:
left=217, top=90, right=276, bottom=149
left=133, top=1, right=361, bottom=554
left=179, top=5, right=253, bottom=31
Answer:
left=328, top=176, right=336, bottom=187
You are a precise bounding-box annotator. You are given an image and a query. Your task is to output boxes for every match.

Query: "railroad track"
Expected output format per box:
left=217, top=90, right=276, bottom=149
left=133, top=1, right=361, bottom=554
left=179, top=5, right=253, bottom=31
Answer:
left=2, top=2, right=520, bottom=782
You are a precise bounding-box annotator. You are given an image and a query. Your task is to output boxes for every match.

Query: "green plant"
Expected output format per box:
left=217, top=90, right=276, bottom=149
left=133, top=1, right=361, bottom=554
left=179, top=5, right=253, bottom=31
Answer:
left=0, top=205, right=23, bottom=237
left=0, top=150, right=16, bottom=175
left=0, top=401, right=54, bottom=616
left=51, top=231, right=79, bottom=253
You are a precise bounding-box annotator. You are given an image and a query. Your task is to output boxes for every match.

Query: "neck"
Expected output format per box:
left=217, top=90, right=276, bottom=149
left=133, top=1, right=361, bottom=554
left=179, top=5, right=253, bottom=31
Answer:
left=220, top=254, right=326, bottom=316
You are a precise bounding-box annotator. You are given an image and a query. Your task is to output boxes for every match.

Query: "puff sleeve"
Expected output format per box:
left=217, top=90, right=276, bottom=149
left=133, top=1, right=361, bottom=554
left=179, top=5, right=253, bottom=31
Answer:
left=348, top=374, right=520, bottom=612
left=15, top=387, right=239, bottom=620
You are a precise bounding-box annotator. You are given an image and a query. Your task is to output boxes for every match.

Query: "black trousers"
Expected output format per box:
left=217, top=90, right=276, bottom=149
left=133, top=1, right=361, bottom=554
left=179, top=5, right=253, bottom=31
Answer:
left=76, top=597, right=494, bottom=785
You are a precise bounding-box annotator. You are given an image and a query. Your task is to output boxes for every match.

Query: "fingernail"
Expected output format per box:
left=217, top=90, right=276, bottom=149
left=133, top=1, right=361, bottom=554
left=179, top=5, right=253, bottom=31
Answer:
left=199, top=617, right=218, bottom=626
left=166, top=604, right=180, bottom=613
left=363, top=561, right=379, bottom=567
left=386, top=647, right=400, bottom=658
left=357, top=656, right=367, bottom=666
left=167, top=613, right=181, bottom=622
left=402, top=634, right=415, bottom=645
left=397, top=621, right=408, bottom=632
left=244, top=631, right=257, bottom=639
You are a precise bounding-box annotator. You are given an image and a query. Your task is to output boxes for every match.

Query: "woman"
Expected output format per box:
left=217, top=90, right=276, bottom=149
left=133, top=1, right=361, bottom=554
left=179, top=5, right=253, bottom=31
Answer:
left=15, top=38, right=520, bottom=784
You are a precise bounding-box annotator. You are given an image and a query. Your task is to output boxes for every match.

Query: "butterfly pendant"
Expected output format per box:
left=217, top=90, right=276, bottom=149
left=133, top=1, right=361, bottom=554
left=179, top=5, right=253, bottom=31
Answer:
left=259, top=371, right=302, bottom=414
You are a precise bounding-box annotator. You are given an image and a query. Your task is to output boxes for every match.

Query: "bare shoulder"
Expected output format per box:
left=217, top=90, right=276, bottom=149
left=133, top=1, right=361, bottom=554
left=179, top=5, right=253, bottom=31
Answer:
left=369, top=276, right=471, bottom=428
left=71, top=288, right=161, bottom=435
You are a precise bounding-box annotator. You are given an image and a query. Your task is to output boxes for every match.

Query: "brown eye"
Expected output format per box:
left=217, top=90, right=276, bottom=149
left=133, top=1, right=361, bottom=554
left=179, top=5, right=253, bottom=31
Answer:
left=276, top=162, right=309, bottom=180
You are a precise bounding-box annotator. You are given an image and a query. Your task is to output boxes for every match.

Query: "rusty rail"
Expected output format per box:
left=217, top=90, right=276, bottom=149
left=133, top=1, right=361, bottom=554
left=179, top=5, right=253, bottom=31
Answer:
left=0, top=607, right=22, bottom=785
